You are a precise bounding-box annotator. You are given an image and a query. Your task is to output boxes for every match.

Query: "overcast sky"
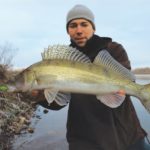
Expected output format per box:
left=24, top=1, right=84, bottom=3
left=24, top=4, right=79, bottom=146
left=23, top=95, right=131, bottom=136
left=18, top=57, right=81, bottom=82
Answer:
left=0, top=0, right=149, bottom=69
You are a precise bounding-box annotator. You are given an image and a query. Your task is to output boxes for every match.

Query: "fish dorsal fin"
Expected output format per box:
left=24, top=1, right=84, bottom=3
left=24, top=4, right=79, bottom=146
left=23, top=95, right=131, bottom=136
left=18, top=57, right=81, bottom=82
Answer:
left=94, top=50, right=135, bottom=81
left=41, top=45, right=90, bottom=63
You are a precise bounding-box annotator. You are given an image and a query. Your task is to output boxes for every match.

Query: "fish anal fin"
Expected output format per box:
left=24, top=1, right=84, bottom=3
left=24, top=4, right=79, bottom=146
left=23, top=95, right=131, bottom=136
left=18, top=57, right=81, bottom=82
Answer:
left=97, top=91, right=126, bottom=108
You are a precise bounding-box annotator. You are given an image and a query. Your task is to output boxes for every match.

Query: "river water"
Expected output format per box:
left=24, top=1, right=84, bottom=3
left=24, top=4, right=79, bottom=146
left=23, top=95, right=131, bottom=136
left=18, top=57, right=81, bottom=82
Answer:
left=12, top=77, right=150, bottom=150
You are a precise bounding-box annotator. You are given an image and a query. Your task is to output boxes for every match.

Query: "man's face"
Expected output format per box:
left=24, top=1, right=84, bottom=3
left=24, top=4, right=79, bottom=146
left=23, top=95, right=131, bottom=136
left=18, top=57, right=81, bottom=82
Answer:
left=67, top=19, right=95, bottom=47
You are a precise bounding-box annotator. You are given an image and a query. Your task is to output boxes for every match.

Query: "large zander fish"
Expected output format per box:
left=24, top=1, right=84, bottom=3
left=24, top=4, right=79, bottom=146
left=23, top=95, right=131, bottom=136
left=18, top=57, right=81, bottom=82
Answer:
left=1, top=45, right=150, bottom=112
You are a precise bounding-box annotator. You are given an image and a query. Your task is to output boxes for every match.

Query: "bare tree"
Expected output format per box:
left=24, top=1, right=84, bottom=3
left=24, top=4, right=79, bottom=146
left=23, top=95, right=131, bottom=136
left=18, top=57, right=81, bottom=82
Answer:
left=0, top=42, right=18, bottom=82
left=0, top=41, right=18, bottom=70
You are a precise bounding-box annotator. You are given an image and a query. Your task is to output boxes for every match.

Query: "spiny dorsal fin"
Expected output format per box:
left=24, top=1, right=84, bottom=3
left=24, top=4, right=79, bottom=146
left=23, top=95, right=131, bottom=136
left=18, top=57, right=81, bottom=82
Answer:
left=94, top=50, right=135, bottom=81
left=41, top=45, right=90, bottom=63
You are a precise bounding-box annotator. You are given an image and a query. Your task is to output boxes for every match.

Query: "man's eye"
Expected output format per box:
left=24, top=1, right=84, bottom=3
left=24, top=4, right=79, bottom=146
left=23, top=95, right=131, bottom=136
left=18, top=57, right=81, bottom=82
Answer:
left=81, top=23, right=88, bottom=27
left=68, top=24, right=77, bottom=28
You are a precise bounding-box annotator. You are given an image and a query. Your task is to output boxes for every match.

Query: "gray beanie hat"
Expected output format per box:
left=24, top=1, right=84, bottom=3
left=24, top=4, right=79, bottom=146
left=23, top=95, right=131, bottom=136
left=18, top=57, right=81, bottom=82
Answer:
left=66, top=4, right=95, bottom=30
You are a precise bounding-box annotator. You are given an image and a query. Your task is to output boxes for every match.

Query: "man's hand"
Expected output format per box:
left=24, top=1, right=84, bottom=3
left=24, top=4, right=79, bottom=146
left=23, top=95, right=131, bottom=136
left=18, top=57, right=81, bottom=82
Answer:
left=31, top=90, right=39, bottom=97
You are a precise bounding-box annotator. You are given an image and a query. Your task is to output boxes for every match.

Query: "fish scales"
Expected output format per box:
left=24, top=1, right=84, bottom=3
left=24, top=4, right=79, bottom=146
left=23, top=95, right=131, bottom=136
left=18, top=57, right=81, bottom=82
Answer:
left=22, top=59, right=140, bottom=96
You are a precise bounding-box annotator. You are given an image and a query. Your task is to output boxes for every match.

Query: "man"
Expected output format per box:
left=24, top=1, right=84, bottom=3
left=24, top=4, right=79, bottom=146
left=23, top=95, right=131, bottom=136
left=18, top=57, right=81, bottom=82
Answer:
left=37, top=4, right=150, bottom=150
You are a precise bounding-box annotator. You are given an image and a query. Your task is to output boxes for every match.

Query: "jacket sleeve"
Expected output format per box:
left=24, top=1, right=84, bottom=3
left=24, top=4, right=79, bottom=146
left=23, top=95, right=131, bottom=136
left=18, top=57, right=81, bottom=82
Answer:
left=107, top=42, right=131, bottom=70
left=38, top=100, right=66, bottom=110
left=107, top=41, right=133, bottom=101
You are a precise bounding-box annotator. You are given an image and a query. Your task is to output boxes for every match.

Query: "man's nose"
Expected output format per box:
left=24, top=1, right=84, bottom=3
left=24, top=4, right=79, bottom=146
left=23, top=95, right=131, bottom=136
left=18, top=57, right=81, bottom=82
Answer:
left=76, top=25, right=83, bottom=33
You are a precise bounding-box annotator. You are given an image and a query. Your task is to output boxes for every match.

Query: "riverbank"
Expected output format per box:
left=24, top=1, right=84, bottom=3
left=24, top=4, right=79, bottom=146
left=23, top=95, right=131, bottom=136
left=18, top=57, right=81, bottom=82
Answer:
left=12, top=106, right=68, bottom=150
left=0, top=92, right=37, bottom=150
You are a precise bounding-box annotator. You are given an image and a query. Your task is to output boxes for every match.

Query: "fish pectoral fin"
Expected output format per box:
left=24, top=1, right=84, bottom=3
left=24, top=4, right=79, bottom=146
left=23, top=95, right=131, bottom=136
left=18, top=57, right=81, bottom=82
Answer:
left=44, top=89, right=71, bottom=106
left=96, top=90, right=126, bottom=108
left=44, top=89, right=58, bottom=104
left=55, top=92, right=71, bottom=106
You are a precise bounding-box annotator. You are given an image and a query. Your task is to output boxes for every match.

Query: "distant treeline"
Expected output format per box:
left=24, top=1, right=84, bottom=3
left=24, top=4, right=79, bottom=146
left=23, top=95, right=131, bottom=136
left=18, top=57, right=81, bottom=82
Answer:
left=132, top=67, right=150, bottom=74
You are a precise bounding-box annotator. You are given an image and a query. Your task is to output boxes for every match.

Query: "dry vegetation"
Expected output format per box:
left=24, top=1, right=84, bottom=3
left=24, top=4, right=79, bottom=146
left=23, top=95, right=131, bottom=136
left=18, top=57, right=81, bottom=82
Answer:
left=132, top=67, right=150, bottom=74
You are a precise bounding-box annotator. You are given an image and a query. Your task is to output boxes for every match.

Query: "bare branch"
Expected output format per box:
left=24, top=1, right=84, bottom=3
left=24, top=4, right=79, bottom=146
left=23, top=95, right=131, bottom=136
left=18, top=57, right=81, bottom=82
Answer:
left=0, top=41, right=18, bottom=69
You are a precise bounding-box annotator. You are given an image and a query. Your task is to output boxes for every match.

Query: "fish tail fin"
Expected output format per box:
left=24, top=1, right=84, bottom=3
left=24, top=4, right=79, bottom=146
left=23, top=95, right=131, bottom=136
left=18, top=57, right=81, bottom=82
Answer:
left=139, top=83, right=150, bottom=113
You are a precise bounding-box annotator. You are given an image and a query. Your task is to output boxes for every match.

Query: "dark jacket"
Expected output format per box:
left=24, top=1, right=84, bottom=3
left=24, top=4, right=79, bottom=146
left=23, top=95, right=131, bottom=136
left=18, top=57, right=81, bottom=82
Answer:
left=39, top=34, right=146, bottom=150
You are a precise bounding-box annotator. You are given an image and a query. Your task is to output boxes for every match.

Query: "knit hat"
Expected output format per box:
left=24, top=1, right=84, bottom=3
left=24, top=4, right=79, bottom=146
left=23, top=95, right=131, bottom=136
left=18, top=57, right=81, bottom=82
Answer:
left=66, top=4, right=95, bottom=30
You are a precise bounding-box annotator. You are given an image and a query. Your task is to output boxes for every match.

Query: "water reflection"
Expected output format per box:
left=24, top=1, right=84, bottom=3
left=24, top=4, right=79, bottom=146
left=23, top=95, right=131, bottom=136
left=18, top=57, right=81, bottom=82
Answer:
left=12, top=106, right=68, bottom=150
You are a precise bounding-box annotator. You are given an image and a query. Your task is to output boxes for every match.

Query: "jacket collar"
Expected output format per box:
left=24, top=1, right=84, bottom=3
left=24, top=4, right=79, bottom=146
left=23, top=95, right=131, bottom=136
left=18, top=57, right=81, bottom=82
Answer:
left=70, top=34, right=112, bottom=61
